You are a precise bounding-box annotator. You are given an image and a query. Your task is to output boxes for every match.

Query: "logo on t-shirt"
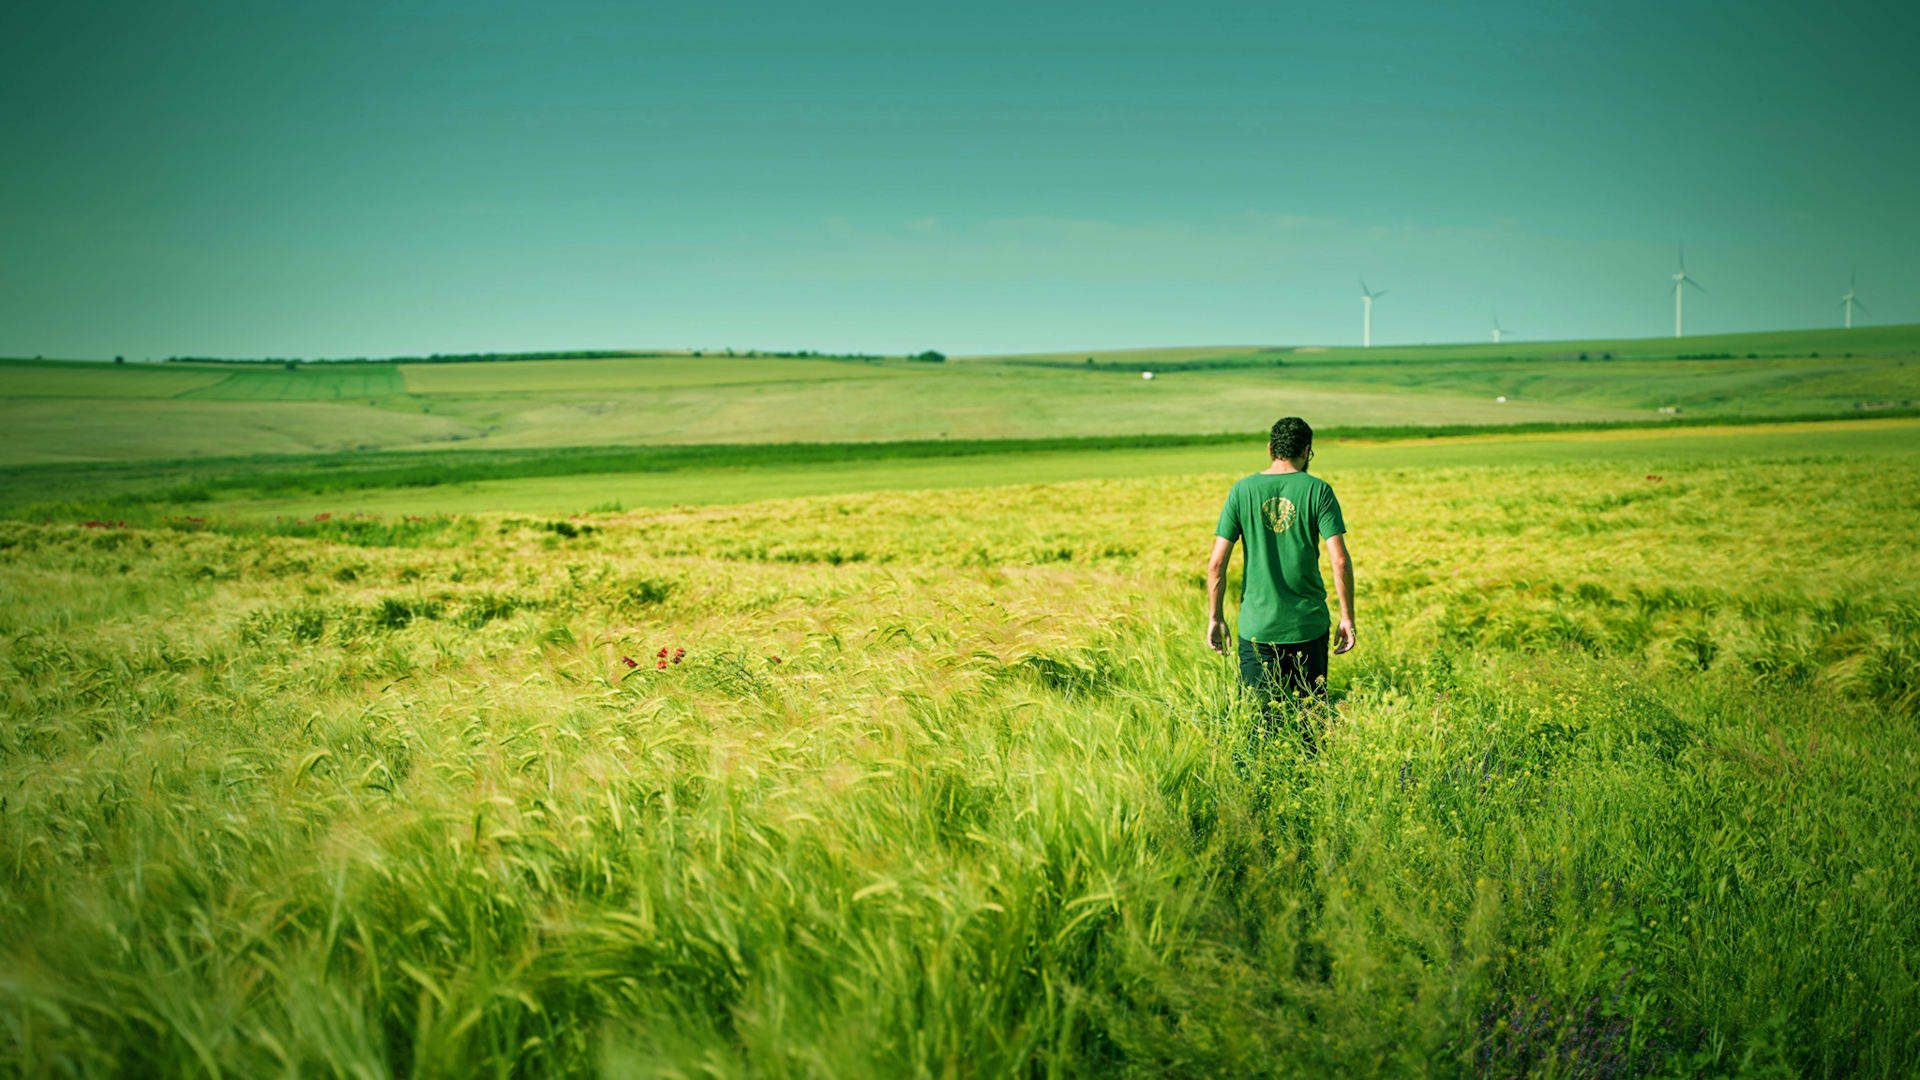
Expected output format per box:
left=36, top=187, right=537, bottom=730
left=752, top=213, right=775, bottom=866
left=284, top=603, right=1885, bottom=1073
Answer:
left=1261, top=495, right=1297, bottom=534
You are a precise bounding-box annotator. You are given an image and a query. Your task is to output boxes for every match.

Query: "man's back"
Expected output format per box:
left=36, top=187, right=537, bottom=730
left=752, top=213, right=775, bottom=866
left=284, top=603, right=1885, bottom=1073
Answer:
left=1215, top=470, right=1346, bottom=644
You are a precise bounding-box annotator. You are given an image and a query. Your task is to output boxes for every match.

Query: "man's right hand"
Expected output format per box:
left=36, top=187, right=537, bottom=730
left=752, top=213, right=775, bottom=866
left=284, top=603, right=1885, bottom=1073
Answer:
left=1207, top=617, right=1228, bottom=654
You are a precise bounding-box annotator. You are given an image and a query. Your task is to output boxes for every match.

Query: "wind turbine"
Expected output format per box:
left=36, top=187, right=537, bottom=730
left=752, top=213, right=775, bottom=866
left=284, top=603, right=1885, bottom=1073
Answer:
left=1492, top=313, right=1509, bottom=344
left=1840, top=271, right=1869, bottom=329
left=1360, top=280, right=1385, bottom=348
left=1671, top=244, right=1704, bottom=338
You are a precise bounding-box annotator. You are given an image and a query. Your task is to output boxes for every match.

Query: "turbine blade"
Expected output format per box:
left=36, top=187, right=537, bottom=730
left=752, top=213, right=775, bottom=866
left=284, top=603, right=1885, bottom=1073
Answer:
left=1685, top=276, right=1705, bottom=292
left=1855, top=297, right=1871, bottom=316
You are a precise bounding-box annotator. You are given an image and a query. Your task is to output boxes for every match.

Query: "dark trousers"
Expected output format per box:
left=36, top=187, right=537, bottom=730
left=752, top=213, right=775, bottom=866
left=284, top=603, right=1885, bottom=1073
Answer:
left=1237, top=633, right=1330, bottom=708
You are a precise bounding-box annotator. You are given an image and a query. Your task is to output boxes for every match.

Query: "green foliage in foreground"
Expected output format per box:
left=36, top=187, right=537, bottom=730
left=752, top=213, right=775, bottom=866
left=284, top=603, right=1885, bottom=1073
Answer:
left=2, top=456, right=1918, bottom=1077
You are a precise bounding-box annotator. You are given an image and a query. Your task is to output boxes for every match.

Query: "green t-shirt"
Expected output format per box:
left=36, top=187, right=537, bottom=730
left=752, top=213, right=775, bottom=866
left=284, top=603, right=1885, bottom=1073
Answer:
left=1215, top=471, right=1346, bottom=644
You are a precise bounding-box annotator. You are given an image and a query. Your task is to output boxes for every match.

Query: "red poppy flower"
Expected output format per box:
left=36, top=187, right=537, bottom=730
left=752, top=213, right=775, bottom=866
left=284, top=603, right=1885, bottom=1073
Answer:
left=657, top=647, right=669, bottom=658
left=656, top=659, right=668, bottom=669
left=622, top=656, right=637, bottom=668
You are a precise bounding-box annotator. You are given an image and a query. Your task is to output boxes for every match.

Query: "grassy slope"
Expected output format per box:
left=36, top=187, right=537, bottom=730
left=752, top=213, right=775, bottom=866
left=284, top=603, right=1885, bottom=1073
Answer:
left=3, top=442, right=1916, bottom=1076
left=200, top=417, right=1920, bottom=519
left=387, top=365, right=1640, bottom=452
left=5, top=326, right=1917, bottom=464
left=994, top=323, right=1920, bottom=366
left=181, top=365, right=406, bottom=400
left=0, top=398, right=473, bottom=466
left=396, top=354, right=907, bottom=393
left=7, top=416, right=1917, bottom=523
left=1260, top=354, right=1920, bottom=414
left=0, top=360, right=229, bottom=398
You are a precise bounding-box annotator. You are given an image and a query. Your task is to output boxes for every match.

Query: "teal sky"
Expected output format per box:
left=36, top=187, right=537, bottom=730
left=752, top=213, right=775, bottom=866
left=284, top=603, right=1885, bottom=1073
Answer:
left=3, top=0, right=1915, bottom=359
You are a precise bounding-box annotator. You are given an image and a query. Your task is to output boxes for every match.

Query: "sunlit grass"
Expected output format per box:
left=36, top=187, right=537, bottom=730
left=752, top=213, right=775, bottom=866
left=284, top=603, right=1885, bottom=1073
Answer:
left=2, top=451, right=1917, bottom=1076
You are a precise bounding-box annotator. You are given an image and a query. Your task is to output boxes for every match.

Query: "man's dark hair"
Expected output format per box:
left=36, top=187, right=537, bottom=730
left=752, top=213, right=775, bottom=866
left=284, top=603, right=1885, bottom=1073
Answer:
left=1269, top=417, right=1313, bottom=463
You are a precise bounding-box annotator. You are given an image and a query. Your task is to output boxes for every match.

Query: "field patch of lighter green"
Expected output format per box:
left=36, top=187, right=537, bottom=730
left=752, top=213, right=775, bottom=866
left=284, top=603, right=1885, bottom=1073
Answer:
left=396, top=354, right=907, bottom=393
left=0, top=398, right=475, bottom=465
left=1268, top=354, right=1920, bottom=415
left=407, top=364, right=1636, bottom=451
left=215, top=417, right=1920, bottom=519
left=1004, top=323, right=1919, bottom=368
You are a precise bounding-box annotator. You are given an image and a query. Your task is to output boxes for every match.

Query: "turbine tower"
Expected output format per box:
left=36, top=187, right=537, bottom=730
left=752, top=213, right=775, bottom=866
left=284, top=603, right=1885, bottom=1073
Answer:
left=1671, top=244, right=1704, bottom=338
left=1360, top=280, right=1385, bottom=348
left=1492, top=313, right=1508, bottom=344
left=1841, top=271, right=1869, bottom=329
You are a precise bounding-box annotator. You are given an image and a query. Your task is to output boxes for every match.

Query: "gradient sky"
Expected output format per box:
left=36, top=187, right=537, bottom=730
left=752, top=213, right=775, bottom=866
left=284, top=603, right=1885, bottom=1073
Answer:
left=4, top=0, right=1915, bottom=359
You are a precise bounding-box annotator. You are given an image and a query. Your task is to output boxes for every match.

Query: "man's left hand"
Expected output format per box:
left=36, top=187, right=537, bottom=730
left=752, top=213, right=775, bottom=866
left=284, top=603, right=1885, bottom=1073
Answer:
left=1207, top=618, right=1228, bottom=654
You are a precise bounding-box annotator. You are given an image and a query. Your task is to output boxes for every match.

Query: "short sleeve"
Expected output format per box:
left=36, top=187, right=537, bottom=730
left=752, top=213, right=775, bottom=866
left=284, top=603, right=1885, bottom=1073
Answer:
left=1215, top=487, right=1242, bottom=541
left=1316, top=485, right=1346, bottom=539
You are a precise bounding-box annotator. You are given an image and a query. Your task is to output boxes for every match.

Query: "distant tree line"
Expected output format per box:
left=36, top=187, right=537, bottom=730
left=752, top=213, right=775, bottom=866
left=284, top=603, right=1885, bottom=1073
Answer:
left=694, top=348, right=884, bottom=360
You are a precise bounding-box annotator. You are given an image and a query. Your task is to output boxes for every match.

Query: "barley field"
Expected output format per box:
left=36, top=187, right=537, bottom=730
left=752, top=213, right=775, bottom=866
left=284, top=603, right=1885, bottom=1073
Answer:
left=4, top=440, right=1917, bottom=1077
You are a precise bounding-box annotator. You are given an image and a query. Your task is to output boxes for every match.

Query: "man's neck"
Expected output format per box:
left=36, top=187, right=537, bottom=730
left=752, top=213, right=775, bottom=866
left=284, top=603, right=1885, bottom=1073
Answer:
left=1263, top=457, right=1306, bottom=474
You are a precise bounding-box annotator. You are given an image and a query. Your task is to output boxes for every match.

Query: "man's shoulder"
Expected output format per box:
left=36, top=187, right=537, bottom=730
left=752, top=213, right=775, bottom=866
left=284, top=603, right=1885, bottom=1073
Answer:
left=1229, top=471, right=1339, bottom=493
left=1241, top=471, right=1334, bottom=490
left=1224, top=473, right=1264, bottom=497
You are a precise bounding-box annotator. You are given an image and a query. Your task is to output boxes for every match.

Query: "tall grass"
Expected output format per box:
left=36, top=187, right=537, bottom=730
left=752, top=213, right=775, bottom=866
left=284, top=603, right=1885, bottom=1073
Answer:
left=1, top=454, right=1916, bottom=1077
left=10, top=413, right=1920, bottom=522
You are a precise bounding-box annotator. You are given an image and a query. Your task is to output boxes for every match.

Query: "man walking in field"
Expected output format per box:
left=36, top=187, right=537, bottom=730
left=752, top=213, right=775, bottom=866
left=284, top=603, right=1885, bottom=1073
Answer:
left=1207, top=417, right=1355, bottom=720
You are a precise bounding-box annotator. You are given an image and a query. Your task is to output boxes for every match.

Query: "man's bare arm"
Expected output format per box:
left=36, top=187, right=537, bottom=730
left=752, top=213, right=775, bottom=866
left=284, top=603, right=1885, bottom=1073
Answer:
left=1206, top=535, right=1234, bottom=654
left=1327, top=533, right=1356, bottom=654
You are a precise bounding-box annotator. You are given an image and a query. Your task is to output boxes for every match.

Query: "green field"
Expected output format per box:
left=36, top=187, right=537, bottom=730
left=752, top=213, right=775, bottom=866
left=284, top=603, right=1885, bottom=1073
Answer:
left=0, top=359, right=229, bottom=399
left=4, top=425, right=1917, bottom=1076
left=180, top=366, right=406, bottom=400
left=0, top=399, right=473, bottom=466
left=142, top=418, right=1920, bottom=520
left=6, top=416, right=1916, bottom=527
left=6, top=326, right=1918, bottom=465
left=5, top=330, right=1920, bottom=1074
left=1001, top=323, right=1920, bottom=368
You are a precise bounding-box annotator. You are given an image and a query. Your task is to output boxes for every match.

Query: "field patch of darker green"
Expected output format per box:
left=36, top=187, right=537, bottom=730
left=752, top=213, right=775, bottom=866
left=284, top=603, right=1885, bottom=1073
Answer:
left=179, top=366, right=405, bottom=401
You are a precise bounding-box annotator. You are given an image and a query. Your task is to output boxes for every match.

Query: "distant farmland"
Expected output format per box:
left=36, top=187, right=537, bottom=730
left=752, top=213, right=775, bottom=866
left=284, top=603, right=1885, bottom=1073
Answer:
left=178, top=365, right=405, bottom=400
left=3, top=325, right=1917, bottom=466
